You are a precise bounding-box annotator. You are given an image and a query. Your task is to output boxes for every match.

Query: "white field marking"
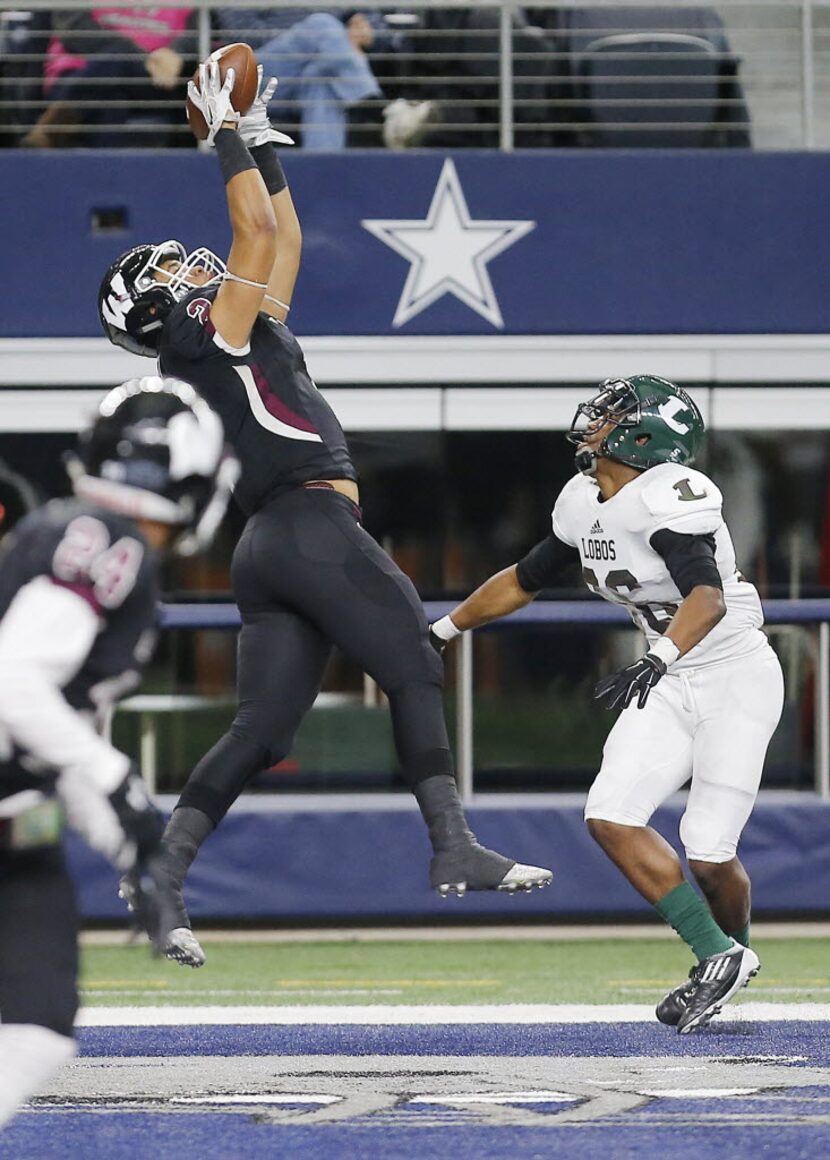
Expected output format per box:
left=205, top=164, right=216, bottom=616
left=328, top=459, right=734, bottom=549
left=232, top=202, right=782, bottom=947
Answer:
left=75, top=1002, right=830, bottom=1027
left=79, top=922, right=830, bottom=946
left=618, top=986, right=830, bottom=996
left=81, top=989, right=406, bottom=998
left=172, top=1095, right=341, bottom=1106
left=637, top=1088, right=761, bottom=1099
left=409, top=1091, right=576, bottom=1105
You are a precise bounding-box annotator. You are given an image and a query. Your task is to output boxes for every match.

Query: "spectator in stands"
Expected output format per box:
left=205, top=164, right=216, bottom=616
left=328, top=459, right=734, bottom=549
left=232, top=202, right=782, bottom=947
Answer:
left=218, top=7, right=392, bottom=150
left=381, top=5, right=564, bottom=150
left=22, top=7, right=198, bottom=149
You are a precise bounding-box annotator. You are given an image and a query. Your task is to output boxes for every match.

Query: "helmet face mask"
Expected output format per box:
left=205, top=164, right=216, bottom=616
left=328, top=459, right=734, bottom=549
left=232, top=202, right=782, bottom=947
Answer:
left=99, top=242, right=226, bottom=358
left=68, top=376, right=239, bottom=556
left=567, top=375, right=704, bottom=474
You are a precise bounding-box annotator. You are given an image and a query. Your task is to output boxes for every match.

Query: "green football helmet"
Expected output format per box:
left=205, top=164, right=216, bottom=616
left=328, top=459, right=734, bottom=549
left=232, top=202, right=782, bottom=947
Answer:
left=566, top=375, right=704, bottom=473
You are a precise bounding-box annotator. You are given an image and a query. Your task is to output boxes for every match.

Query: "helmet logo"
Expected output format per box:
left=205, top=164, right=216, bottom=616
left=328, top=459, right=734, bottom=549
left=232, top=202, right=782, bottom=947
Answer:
left=657, top=397, right=691, bottom=434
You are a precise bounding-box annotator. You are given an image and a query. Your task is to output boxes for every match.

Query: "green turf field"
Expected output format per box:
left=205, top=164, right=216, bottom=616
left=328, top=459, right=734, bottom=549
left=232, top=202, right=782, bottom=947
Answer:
left=79, top=936, right=830, bottom=1007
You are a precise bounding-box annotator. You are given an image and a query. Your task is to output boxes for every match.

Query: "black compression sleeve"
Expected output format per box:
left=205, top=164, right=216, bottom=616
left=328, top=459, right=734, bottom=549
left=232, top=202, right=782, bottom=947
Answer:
left=515, top=533, right=573, bottom=593
left=214, top=129, right=257, bottom=184
left=649, top=529, right=723, bottom=596
left=249, top=145, right=287, bottom=196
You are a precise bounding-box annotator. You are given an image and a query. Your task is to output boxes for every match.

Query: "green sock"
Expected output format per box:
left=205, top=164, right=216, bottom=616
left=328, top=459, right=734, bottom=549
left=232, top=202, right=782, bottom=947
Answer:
left=654, top=882, right=734, bottom=961
left=729, top=922, right=751, bottom=948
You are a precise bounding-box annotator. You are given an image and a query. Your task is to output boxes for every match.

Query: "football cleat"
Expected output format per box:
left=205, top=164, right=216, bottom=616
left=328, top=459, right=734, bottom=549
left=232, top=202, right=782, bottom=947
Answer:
left=676, top=943, right=760, bottom=1034
left=119, top=866, right=204, bottom=967
left=162, top=926, right=206, bottom=969
left=655, top=966, right=697, bottom=1026
left=431, top=843, right=552, bottom=897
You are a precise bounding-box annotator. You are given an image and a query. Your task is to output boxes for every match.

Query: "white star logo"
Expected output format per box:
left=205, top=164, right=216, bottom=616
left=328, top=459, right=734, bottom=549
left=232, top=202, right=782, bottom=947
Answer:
left=362, top=159, right=536, bottom=329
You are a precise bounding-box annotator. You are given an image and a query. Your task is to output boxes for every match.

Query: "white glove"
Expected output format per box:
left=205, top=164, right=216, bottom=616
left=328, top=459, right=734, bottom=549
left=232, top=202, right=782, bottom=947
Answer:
left=187, top=59, right=239, bottom=146
left=237, top=65, right=295, bottom=147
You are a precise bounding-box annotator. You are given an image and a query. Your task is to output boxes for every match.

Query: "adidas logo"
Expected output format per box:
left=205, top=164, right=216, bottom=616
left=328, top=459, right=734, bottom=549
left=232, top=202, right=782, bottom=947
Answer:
left=589, top=519, right=603, bottom=535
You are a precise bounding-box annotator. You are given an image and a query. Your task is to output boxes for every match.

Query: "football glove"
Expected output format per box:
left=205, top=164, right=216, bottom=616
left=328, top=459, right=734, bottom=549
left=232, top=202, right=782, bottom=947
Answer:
left=187, top=59, right=239, bottom=146
left=428, top=625, right=447, bottom=655
left=594, top=652, right=667, bottom=711
left=107, top=768, right=164, bottom=863
left=237, top=65, right=295, bottom=147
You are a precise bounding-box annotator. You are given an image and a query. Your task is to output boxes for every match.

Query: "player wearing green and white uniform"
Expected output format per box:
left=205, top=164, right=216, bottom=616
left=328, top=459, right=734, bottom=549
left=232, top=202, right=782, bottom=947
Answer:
left=431, top=376, right=783, bottom=1034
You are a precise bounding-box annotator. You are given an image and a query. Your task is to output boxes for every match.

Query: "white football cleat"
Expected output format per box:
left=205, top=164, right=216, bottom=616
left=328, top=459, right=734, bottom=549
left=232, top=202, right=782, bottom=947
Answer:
left=163, top=927, right=206, bottom=969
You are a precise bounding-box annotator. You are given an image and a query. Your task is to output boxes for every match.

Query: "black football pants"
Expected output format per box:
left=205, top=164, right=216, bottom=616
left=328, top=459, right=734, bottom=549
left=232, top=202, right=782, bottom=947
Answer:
left=0, top=847, right=79, bottom=1037
left=178, top=487, right=453, bottom=825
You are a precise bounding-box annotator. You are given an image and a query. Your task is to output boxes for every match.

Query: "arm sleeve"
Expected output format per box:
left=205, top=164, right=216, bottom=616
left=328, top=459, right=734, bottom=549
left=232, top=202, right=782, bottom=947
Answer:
left=649, top=529, right=723, bottom=597
left=0, top=578, right=129, bottom=793
left=515, top=533, right=574, bottom=593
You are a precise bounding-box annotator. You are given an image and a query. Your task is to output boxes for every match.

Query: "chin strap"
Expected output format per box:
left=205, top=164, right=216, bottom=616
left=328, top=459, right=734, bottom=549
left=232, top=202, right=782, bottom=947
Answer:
left=574, top=447, right=598, bottom=476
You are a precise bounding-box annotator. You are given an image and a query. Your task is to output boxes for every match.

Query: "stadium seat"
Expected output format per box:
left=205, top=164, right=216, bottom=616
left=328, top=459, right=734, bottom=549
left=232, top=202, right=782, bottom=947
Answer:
left=562, top=6, right=751, bottom=148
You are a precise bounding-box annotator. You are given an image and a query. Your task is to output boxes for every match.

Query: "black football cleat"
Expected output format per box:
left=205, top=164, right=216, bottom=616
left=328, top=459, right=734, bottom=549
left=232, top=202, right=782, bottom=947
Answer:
left=430, top=842, right=553, bottom=897
left=655, top=967, right=697, bottom=1026
left=119, top=866, right=206, bottom=969
left=676, top=943, right=760, bottom=1034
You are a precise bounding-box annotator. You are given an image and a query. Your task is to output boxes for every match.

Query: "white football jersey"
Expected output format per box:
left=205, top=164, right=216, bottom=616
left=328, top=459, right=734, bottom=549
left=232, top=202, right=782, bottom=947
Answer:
left=552, top=463, right=767, bottom=670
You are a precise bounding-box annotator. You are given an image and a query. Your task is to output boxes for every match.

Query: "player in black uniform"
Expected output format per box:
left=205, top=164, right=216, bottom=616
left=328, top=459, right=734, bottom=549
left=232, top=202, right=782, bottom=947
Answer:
left=98, top=61, right=551, bottom=967
left=0, top=377, right=235, bottom=1129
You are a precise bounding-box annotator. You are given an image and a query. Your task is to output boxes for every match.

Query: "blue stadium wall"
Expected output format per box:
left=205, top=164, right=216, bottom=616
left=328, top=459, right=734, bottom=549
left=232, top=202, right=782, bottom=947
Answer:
left=7, top=149, right=830, bottom=918
left=67, top=795, right=830, bottom=921
left=3, top=150, right=830, bottom=337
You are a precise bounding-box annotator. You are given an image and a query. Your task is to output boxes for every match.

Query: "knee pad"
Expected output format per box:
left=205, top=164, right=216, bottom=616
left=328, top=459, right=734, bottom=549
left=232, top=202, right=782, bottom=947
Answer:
left=584, top=774, right=653, bottom=828
left=680, top=803, right=739, bottom=864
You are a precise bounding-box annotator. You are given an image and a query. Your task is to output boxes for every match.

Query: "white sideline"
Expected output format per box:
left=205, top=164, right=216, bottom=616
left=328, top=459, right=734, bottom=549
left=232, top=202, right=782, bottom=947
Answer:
left=76, top=1003, right=830, bottom=1027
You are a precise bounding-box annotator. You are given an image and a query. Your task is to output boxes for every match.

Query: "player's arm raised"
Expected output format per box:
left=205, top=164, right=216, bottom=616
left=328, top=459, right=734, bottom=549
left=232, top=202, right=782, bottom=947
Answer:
left=236, top=67, right=300, bottom=324
left=187, top=61, right=277, bottom=349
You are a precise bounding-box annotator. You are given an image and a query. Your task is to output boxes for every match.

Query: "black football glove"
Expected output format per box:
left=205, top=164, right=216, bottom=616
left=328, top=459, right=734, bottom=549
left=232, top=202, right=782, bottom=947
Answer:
left=109, top=769, right=180, bottom=954
left=108, top=768, right=164, bottom=863
left=428, top=625, right=447, bottom=655
left=594, top=652, right=667, bottom=711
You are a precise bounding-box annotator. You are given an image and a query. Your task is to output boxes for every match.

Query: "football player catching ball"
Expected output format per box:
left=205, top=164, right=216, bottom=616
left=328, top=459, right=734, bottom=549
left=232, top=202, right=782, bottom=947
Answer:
left=432, top=376, right=783, bottom=1033
left=98, top=60, right=552, bottom=968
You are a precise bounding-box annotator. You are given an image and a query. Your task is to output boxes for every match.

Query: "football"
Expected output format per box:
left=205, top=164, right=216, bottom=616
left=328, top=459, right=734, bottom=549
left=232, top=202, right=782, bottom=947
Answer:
left=186, top=42, right=258, bottom=140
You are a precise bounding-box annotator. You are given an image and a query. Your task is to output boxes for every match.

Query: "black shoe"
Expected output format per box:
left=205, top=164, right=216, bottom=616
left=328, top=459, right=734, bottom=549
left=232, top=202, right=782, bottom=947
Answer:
left=118, top=859, right=204, bottom=967
left=676, top=944, right=760, bottom=1034
left=430, top=842, right=553, bottom=897
left=655, top=966, right=696, bottom=1026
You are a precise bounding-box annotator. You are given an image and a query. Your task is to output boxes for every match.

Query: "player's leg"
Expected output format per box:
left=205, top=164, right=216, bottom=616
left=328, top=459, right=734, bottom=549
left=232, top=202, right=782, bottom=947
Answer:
left=673, top=648, right=784, bottom=1033
left=0, top=848, right=78, bottom=1127
left=265, top=489, right=551, bottom=894
left=145, top=609, right=331, bottom=966
left=584, top=677, right=738, bottom=1013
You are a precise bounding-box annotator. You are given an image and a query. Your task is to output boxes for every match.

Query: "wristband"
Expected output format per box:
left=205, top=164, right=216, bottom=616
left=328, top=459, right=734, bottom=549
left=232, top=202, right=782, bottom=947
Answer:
left=249, top=144, right=287, bottom=196
left=648, top=636, right=681, bottom=669
left=214, top=128, right=257, bottom=185
left=431, top=614, right=462, bottom=642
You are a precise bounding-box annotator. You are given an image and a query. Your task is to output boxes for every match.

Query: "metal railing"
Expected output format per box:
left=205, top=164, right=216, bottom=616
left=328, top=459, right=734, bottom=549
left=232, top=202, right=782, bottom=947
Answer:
left=3, top=2, right=830, bottom=150
left=158, top=597, right=830, bottom=801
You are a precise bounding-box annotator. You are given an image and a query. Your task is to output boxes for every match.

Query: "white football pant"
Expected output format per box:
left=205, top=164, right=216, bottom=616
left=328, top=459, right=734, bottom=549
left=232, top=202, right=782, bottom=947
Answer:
left=585, top=644, right=784, bottom=862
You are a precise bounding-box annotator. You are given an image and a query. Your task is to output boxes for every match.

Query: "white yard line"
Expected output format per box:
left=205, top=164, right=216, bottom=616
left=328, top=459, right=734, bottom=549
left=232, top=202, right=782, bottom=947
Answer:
left=76, top=1002, right=830, bottom=1027
left=79, top=922, right=830, bottom=947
